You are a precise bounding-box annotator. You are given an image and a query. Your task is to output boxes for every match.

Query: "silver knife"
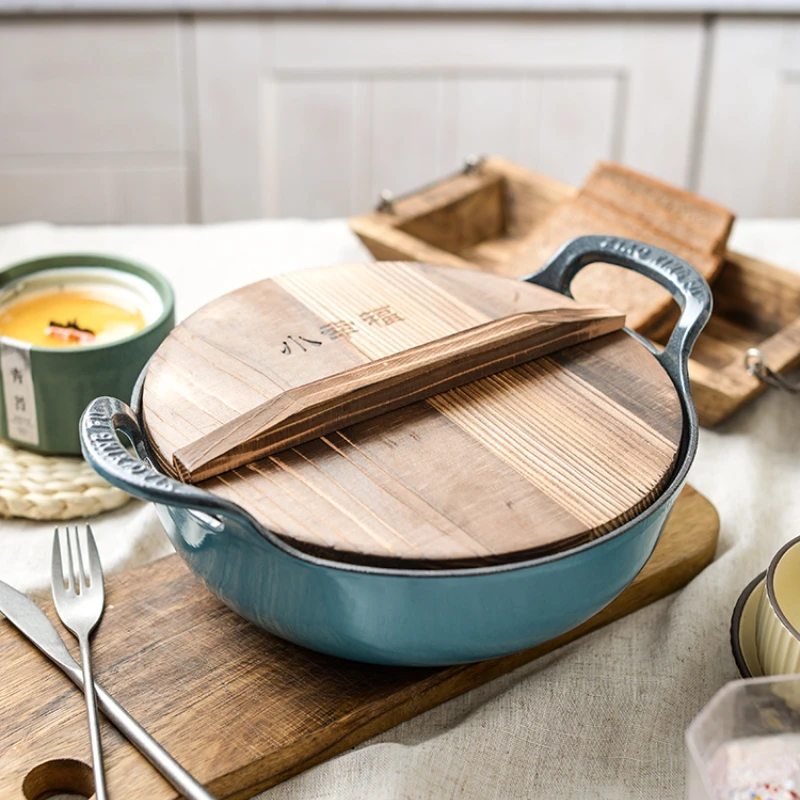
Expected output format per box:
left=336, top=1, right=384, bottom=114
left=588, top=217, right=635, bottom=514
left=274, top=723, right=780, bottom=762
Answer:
left=0, top=579, right=218, bottom=800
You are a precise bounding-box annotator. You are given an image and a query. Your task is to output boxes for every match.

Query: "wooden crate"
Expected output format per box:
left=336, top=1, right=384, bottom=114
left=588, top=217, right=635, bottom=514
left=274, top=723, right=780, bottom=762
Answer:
left=350, top=157, right=800, bottom=427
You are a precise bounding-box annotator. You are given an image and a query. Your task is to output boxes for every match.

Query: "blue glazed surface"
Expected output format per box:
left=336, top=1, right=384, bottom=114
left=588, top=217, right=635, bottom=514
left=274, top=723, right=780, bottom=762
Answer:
left=81, top=235, right=711, bottom=666
left=157, top=495, right=676, bottom=665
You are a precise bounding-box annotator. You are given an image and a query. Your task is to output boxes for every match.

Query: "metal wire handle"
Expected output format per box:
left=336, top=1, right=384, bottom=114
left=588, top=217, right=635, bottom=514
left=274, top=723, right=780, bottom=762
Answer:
left=745, top=348, right=800, bottom=393
left=375, top=154, right=485, bottom=213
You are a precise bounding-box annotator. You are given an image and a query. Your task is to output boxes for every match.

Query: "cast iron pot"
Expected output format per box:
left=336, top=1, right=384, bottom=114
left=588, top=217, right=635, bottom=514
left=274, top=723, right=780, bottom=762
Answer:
left=80, top=236, right=711, bottom=666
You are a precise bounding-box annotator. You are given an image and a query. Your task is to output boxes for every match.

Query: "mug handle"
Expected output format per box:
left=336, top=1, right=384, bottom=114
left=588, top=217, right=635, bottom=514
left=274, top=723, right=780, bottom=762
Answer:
left=524, top=235, right=713, bottom=401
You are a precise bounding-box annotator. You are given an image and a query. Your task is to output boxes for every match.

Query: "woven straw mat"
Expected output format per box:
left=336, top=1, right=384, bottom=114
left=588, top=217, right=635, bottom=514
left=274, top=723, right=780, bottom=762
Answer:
left=0, top=442, right=131, bottom=521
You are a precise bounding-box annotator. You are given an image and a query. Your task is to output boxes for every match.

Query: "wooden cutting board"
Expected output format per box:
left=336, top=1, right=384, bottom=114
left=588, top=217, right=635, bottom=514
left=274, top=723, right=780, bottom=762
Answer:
left=0, top=485, right=719, bottom=800
left=143, top=261, right=682, bottom=568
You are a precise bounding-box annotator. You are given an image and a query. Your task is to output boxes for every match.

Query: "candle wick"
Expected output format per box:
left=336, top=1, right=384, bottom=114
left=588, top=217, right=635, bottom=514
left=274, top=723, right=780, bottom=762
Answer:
left=49, top=319, right=95, bottom=335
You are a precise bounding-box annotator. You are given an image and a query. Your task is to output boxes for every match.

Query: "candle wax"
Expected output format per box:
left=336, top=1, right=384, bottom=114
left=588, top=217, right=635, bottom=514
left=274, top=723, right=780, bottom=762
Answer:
left=0, top=290, right=146, bottom=348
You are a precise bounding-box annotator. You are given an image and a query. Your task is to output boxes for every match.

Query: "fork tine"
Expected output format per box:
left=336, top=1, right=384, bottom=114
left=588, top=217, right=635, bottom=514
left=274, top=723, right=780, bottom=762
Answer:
left=54, top=527, right=75, bottom=593
left=73, top=525, right=87, bottom=591
left=64, top=526, right=77, bottom=594
left=84, top=525, right=104, bottom=590
left=52, top=528, right=66, bottom=592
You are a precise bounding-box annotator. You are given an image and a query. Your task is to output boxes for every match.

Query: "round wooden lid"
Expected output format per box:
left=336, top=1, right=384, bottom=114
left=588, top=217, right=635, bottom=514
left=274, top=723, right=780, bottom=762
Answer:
left=142, top=262, right=683, bottom=568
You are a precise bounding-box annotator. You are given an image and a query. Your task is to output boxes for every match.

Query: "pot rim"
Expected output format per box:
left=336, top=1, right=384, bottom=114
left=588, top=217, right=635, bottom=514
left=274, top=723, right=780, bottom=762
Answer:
left=0, top=253, right=175, bottom=355
left=130, top=321, right=699, bottom=579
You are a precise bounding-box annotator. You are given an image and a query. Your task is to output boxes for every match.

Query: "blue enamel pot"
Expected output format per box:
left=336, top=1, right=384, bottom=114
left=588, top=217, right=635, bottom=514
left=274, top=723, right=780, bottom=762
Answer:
left=80, top=235, right=712, bottom=666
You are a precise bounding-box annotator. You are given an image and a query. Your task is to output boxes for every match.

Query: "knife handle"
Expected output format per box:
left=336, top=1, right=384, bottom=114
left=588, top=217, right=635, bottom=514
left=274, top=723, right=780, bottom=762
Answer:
left=93, top=682, right=218, bottom=800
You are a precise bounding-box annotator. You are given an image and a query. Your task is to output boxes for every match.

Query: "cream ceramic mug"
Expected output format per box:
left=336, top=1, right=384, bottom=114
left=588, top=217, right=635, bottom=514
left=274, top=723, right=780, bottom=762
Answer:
left=756, top=535, right=800, bottom=676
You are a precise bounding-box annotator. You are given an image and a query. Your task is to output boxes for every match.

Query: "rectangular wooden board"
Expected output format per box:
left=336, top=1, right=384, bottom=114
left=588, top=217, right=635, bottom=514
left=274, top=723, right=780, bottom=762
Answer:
left=0, top=485, right=718, bottom=800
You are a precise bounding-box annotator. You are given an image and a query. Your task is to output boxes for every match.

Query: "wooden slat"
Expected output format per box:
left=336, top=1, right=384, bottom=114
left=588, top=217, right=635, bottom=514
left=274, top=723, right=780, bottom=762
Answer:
left=643, top=250, right=800, bottom=427
left=395, top=171, right=507, bottom=254
left=350, top=157, right=731, bottom=334
left=582, top=161, right=734, bottom=256
left=173, top=306, right=624, bottom=484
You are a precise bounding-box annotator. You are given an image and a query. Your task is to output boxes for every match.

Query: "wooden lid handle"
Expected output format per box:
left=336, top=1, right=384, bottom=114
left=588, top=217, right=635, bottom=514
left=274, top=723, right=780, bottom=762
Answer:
left=173, top=305, right=625, bottom=483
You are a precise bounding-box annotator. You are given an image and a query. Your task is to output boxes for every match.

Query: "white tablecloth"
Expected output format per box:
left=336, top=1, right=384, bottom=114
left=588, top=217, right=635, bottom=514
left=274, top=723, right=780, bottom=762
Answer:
left=1, top=219, right=799, bottom=799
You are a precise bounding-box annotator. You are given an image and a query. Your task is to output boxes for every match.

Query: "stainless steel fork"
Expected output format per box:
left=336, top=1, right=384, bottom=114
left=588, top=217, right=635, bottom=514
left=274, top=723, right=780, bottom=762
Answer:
left=52, top=524, right=108, bottom=800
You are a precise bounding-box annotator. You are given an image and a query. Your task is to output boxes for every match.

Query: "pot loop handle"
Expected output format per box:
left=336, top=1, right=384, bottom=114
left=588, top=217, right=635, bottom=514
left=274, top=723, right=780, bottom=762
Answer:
left=80, top=396, right=258, bottom=529
left=523, top=235, right=713, bottom=397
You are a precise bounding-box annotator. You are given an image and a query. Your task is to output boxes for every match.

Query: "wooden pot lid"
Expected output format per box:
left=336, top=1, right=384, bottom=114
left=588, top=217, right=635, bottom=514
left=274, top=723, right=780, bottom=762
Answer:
left=142, top=262, right=683, bottom=568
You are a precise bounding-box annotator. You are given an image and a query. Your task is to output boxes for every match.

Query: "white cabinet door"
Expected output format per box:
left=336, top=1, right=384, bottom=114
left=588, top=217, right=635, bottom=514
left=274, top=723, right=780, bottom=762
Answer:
left=194, top=16, right=705, bottom=221
left=0, top=18, right=190, bottom=224
left=697, top=18, right=800, bottom=217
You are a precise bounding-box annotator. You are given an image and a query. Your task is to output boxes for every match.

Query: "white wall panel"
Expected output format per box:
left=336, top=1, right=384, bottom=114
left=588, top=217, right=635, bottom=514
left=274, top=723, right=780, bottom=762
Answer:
left=532, top=76, right=619, bottom=186
left=195, top=15, right=706, bottom=221
left=698, top=18, right=800, bottom=216
left=454, top=78, right=526, bottom=165
left=0, top=164, right=188, bottom=224
left=10, top=14, right=800, bottom=221
left=0, top=170, right=114, bottom=224
left=275, top=79, right=359, bottom=217
left=0, top=18, right=190, bottom=223
left=194, top=19, right=265, bottom=222
left=369, top=78, right=445, bottom=205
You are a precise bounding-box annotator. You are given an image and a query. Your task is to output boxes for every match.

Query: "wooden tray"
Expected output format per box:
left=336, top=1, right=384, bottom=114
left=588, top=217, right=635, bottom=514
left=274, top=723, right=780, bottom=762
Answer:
left=0, top=485, right=718, bottom=800
left=351, top=157, right=800, bottom=427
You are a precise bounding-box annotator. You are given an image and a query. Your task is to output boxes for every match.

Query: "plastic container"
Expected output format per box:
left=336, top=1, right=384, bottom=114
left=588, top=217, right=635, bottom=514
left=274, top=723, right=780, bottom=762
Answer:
left=686, top=675, right=800, bottom=799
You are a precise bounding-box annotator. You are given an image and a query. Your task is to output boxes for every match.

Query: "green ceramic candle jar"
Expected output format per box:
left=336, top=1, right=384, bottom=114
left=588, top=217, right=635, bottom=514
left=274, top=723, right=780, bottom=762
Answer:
left=0, top=254, right=174, bottom=455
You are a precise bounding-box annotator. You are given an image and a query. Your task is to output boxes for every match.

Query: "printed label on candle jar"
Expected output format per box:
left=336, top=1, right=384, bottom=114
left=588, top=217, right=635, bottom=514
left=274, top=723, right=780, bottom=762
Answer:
left=0, top=342, right=39, bottom=446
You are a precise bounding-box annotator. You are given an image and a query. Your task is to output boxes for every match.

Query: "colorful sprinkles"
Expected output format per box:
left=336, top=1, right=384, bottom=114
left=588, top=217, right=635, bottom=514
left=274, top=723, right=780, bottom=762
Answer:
left=710, top=736, right=800, bottom=800
left=725, top=782, right=800, bottom=800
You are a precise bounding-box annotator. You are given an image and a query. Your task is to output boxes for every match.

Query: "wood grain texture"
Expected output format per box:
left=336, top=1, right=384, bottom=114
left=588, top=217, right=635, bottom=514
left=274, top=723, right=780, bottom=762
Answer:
left=143, top=261, right=682, bottom=567
left=349, top=157, right=574, bottom=277
left=582, top=161, right=734, bottom=256
left=0, top=485, right=719, bottom=800
left=350, top=157, right=731, bottom=337
left=499, top=164, right=730, bottom=331
left=396, top=171, right=507, bottom=253
left=173, top=305, right=625, bottom=484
